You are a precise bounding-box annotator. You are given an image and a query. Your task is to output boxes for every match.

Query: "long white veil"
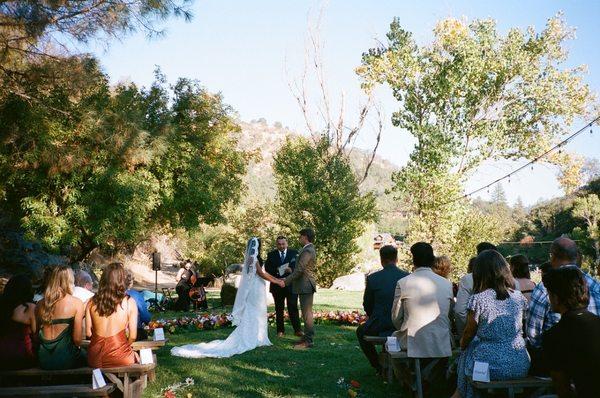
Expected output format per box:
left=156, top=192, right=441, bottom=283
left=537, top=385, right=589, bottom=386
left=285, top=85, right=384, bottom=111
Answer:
left=231, top=237, right=259, bottom=326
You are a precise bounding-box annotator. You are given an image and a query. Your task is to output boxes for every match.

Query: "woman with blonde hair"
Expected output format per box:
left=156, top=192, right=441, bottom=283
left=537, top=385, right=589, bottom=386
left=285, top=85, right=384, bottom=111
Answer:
left=86, top=263, right=138, bottom=368
left=36, top=265, right=86, bottom=369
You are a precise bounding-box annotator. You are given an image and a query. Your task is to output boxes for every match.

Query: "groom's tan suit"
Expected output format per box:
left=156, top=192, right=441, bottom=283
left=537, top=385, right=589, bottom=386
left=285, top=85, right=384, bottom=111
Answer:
left=285, top=243, right=316, bottom=344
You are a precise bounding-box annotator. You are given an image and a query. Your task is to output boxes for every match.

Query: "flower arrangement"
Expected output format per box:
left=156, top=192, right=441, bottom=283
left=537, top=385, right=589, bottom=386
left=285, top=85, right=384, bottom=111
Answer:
left=160, top=377, right=194, bottom=398
left=146, top=313, right=233, bottom=334
left=269, top=310, right=367, bottom=327
left=337, top=377, right=364, bottom=397
left=146, top=310, right=366, bottom=335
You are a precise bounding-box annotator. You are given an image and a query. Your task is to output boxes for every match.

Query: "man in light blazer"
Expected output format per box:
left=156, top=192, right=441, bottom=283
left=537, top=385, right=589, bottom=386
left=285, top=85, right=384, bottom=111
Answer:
left=284, top=228, right=317, bottom=349
left=391, top=242, right=453, bottom=359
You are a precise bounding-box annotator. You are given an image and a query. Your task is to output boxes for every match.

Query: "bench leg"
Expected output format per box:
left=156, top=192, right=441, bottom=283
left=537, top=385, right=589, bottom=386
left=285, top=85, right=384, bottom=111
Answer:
left=508, top=386, right=515, bottom=398
left=414, top=358, right=423, bottom=398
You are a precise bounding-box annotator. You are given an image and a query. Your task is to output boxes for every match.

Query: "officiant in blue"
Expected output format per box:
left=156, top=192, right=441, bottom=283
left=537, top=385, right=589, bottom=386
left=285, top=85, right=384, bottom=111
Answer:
left=265, top=235, right=303, bottom=337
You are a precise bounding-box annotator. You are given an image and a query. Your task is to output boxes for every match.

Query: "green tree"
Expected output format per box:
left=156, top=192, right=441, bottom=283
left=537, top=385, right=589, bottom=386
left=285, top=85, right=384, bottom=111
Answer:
left=1, top=65, right=248, bottom=260
left=358, top=15, right=595, bottom=276
left=273, top=136, right=377, bottom=287
left=572, top=194, right=600, bottom=273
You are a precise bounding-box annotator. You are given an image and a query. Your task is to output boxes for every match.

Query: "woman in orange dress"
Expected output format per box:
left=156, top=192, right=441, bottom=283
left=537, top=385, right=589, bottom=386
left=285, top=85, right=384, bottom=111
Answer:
left=86, top=262, right=138, bottom=368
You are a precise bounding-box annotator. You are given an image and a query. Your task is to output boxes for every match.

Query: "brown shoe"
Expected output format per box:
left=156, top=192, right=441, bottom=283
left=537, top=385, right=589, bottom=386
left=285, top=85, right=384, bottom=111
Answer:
left=277, top=332, right=285, bottom=337
left=293, top=341, right=313, bottom=350
left=294, top=331, right=304, bottom=337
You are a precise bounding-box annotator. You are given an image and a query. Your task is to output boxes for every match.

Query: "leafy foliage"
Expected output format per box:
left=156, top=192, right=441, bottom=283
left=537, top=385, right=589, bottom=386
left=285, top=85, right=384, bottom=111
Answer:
left=358, top=15, right=595, bottom=267
left=0, top=64, right=248, bottom=260
left=572, top=194, right=600, bottom=272
left=273, top=136, right=377, bottom=287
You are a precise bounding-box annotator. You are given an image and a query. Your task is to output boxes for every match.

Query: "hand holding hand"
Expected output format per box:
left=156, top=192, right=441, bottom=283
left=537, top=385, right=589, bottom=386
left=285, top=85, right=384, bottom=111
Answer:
left=277, top=279, right=286, bottom=288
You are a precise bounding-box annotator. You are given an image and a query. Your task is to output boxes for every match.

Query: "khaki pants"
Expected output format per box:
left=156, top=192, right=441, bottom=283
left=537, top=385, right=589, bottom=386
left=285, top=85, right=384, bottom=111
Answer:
left=299, top=293, right=314, bottom=343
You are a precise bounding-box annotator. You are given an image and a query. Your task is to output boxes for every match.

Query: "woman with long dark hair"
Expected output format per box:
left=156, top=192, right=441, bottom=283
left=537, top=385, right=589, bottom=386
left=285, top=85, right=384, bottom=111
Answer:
left=509, top=254, right=536, bottom=301
left=86, top=263, right=138, bottom=368
left=453, top=250, right=530, bottom=398
left=0, top=275, right=37, bottom=370
left=36, top=266, right=86, bottom=369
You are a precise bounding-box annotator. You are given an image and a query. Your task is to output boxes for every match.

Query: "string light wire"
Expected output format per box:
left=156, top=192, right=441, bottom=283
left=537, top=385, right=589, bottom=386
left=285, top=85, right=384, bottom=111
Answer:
left=441, top=115, right=600, bottom=206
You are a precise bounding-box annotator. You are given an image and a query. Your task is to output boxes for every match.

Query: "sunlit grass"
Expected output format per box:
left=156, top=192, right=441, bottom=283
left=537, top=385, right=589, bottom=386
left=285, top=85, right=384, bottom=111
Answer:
left=144, top=289, right=405, bottom=397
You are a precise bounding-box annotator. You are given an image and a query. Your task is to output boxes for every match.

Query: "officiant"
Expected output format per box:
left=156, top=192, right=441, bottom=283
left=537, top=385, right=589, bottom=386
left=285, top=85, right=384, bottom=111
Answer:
left=265, top=235, right=303, bottom=337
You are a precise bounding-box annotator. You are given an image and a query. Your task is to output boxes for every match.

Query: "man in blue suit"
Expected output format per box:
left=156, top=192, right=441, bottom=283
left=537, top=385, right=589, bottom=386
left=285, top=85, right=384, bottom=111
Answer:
left=357, top=245, right=409, bottom=374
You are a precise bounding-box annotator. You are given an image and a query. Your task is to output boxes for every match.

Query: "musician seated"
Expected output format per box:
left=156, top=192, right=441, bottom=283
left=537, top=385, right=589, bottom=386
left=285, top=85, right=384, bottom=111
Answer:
left=126, top=271, right=151, bottom=340
left=190, top=262, right=209, bottom=311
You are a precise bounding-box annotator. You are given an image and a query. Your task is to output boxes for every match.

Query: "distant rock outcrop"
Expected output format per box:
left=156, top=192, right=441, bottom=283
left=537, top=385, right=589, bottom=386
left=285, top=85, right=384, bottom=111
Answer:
left=331, top=273, right=366, bottom=291
left=0, top=230, right=68, bottom=280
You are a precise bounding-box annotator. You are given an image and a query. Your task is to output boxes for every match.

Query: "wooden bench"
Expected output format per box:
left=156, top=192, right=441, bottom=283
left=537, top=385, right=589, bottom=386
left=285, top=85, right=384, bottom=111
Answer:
left=80, top=338, right=168, bottom=351
left=469, top=376, right=553, bottom=398
left=387, top=348, right=461, bottom=398
left=364, top=336, right=394, bottom=383
left=0, top=383, right=115, bottom=397
left=80, top=338, right=167, bottom=381
left=0, top=362, right=156, bottom=398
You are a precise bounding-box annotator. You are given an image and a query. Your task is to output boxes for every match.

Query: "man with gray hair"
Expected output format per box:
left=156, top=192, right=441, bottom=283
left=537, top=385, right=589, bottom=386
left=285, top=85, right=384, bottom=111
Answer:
left=73, top=269, right=94, bottom=305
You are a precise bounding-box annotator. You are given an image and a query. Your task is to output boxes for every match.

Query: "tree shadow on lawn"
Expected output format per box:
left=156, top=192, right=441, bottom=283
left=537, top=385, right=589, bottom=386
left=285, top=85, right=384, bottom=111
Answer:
left=146, top=325, right=404, bottom=398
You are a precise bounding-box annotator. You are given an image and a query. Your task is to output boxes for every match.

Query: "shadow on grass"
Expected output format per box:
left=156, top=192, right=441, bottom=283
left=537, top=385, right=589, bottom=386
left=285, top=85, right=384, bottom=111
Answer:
left=145, top=325, right=404, bottom=398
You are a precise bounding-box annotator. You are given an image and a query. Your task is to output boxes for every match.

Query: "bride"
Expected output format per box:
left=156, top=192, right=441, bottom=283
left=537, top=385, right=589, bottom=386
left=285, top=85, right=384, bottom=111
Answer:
left=171, top=237, right=285, bottom=358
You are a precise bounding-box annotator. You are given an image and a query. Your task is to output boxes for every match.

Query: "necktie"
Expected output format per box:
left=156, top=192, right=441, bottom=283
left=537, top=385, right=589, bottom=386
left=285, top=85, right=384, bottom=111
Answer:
left=280, top=251, right=285, bottom=263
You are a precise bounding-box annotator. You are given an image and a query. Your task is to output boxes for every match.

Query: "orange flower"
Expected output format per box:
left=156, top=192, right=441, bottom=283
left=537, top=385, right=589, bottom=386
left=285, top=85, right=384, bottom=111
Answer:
left=164, top=390, right=176, bottom=398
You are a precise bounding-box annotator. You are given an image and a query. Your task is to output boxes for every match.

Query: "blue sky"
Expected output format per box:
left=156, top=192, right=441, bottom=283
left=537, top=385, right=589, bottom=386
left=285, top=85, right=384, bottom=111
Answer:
left=89, top=0, right=600, bottom=206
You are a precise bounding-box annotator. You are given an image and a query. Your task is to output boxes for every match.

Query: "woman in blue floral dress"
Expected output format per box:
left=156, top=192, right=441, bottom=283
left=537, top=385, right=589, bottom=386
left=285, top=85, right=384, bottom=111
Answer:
left=454, top=250, right=530, bottom=398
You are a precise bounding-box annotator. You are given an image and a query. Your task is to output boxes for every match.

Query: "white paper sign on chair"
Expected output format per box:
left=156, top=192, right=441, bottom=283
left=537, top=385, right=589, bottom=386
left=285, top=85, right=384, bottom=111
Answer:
left=140, top=348, right=154, bottom=364
left=385, top=336, right=401, bottom=352
left=92, top=368, right=107, bottom=389
left=153, top=327, right=165, bottom=341
left=472, top=361, right=490, bottom=382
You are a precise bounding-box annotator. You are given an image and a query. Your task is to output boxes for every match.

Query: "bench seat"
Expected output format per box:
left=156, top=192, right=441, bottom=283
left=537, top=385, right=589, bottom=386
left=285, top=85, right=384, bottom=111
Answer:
left=0, top=362, right=156, bottom=398
left=0, top=383, right=115, bottom=397
left=469, top=376, right=553, bottom=398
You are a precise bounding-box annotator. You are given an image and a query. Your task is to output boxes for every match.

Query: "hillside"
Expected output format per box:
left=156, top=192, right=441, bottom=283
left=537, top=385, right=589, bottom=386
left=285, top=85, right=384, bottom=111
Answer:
left=238, top=119, right=406, bottom=233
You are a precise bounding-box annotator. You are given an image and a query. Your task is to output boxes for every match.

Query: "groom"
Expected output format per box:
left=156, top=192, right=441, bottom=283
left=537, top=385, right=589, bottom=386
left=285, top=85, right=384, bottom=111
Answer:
left=284, top=228, right=317, bottom=349
left=264, top=235, right=302, bottom=337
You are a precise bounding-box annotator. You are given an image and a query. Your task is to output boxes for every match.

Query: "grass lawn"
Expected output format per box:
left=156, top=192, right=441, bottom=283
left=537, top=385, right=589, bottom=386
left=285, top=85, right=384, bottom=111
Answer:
left=143, top=289, right=405, bottom=397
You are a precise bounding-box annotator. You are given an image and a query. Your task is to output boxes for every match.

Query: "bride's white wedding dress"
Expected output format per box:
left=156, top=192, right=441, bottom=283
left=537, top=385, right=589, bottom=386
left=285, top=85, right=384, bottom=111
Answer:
left=171, top=237, right=271, bottom=358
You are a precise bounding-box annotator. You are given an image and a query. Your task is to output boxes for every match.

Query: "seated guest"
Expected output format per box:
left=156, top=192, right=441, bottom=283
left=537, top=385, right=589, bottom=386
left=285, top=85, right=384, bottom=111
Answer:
left=0, top=275, right=37, bottom=370
left=73, top=270, right=95, bottom=305
left=86, top=263, right=138, bottom=368
left=432, top=255, right=452, bottom=279
left=454, top=250, right=529, bottom=398
left=125, top=270, right=151, bottom=341
left=36, top=266, right=86, bottom=369
left=455, top=242, right=497, bottom=337
left=509, top=254, right=536, bottom=301
left=391, top=242, right=453, bottom=359
left=526, top=237, right=600, bottom=375
left=357, top=245, right=409, bottom=374
left=542, top=267, right=600, bottom=398
left=33, top=266, right=53, bottom=303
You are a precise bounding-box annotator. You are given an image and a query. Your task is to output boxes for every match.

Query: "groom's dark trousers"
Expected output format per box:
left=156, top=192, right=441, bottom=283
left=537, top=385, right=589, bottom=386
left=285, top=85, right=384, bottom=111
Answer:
left=265, top=248, right=301, bottom=334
